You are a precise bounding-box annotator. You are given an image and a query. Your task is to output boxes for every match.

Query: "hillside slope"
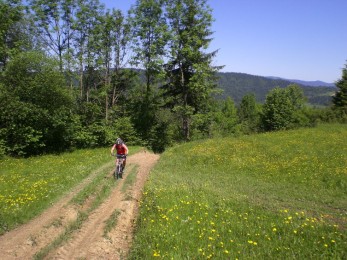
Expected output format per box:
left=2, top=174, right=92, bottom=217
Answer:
left=216, top=72, right=336, bottom=106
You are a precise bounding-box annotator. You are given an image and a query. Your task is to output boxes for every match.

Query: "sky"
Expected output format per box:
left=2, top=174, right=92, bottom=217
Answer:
left=102, top=0, right=347, bottom=83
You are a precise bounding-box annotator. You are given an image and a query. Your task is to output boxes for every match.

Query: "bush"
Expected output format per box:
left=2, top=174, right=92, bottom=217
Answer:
left=261, top=85, right=307, bottom=131
left=0, top=52, right=74, bottom=156
left=110, top=116, right=142, bottom=146
left=0, top=139, right=5, bottom=158
left=148, top=109, right=176, bottom=153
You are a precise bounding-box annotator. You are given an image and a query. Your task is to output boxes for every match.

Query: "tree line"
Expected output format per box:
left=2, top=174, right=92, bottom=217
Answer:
left=0, top=0, right=346, bottom=157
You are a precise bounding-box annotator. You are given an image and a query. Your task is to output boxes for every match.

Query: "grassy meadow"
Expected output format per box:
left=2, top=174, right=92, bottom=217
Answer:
left=130, top=124, right=347, bottom=259
left=0, top=147, right=141, bottom=235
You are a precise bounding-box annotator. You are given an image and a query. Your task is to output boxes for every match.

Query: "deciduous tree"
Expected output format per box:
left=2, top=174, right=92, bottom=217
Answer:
left=30, top=0, right=77, bottom=72
left=129, top=0, right=168, bottom=96
left=0, top=0, right=33, bottom=71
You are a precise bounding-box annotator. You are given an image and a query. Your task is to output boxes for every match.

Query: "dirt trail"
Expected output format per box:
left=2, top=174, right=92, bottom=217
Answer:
left=0, top=150, right=160, bottom=260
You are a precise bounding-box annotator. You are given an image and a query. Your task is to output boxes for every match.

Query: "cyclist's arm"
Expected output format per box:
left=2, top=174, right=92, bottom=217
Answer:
left=124, top=144, right=129, bottom=155
left=111, top=144, right=116, bottom=155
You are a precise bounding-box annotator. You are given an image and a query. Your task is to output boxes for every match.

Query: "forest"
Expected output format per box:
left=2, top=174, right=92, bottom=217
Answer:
left=1, top=0, right=346, bottom=157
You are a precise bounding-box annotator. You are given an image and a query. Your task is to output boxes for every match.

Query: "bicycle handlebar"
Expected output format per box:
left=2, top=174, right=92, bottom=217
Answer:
left=111, top=154, right=127, bottom=158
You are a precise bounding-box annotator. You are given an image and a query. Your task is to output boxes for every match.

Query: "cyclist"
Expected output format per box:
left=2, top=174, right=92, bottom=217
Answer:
left=111, top=138, right=129, bottom=173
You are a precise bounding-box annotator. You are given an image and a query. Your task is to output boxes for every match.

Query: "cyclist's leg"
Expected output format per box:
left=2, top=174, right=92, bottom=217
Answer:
left=116, top=156, right=122, bottom=173
left=114, top=158, right=119, bottom=179
left=119, top=156, right=125, bottom=173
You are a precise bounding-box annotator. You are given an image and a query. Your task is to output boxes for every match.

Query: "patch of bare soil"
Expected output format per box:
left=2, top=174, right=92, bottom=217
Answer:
left=0, top=150, right=160, bottom=260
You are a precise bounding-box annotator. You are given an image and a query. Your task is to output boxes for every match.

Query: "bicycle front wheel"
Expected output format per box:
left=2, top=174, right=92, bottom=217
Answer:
left=116, top=164, right=122, bottom=179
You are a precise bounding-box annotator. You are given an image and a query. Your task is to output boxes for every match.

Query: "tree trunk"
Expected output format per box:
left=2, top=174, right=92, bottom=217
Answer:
left=79, top=58, right=83, bottom=99
left=181, top=65, right=190, bottom=141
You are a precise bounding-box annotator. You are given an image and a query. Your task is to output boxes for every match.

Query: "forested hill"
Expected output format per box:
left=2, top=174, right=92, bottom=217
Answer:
left=216, top=72, right=337, bottom=106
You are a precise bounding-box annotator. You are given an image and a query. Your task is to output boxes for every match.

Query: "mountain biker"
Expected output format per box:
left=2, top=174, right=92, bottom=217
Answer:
left=111, top=138, right=129, bottom=173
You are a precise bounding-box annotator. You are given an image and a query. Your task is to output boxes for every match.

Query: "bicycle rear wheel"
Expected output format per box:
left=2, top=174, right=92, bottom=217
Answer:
left=114, top=167, right=117, bottom=179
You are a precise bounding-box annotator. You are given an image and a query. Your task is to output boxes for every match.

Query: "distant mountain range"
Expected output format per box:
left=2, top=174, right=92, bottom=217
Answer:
left=266, top=77, right=336, bottom=87
left=216, top=72, right=337, bottom=106
left=134, top=69, right=336, bottom=106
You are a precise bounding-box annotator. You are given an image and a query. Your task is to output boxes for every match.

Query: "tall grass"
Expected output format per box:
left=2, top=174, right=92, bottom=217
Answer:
left=130, top=124, right=347, bottom=259
left=0, top=147, right=141, bottom=234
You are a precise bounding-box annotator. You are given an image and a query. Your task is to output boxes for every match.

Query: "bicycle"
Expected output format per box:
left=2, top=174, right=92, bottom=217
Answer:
left=113, top=154, right=126, bottom=180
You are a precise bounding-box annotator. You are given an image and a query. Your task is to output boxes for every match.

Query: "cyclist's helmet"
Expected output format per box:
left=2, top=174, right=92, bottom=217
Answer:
left=116, top=138, right=123, bottom=145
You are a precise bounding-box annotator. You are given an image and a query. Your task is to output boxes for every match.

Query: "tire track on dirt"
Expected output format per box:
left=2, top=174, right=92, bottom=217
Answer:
left=0, top=161, right=114, bottom=260
left=45, top=151, right=159, bottom=259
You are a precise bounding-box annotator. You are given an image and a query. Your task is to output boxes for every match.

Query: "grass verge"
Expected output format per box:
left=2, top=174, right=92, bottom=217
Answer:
left=122, top=165, right=139, bottom=193
left=129, top=125, right=347, bottom=259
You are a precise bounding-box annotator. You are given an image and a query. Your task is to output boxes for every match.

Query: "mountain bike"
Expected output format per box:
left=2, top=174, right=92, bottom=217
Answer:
left=113, top=154, right=126, bottom=180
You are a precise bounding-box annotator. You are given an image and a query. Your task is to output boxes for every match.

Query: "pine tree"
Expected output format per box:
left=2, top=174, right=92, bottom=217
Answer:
left=164, top=0, right=221, bottom=140
left=333, top=61, right=347, bottom=113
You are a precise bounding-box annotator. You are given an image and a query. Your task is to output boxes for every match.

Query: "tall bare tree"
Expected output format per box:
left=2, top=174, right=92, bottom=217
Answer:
left=30, top=0, right=76, bottom=72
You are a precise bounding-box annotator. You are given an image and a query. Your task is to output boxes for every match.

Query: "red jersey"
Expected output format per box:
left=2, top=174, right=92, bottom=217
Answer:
left=115, top=144, right=127, bottom=155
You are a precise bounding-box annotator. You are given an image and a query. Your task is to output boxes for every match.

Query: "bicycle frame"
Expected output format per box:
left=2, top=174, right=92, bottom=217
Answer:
left=114, top=155, right=126, bottom=179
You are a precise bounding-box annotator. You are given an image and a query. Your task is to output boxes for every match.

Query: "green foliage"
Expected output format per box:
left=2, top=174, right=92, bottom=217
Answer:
left=128, top=90, right=157, bottom=142
left=238, top=93, right=262, bottom=134
left=70, top=116, right=140, bottom=149
left=261, top=84, right=309, bottom=131
left=208, top=98, right=240, bottom=137
left=109, top=116, right=141, bottom=146
left=0, top=52, right=74, bottom=155
left=29, top=0, right=79, bottom=71
left=190, top=112, right=212, bottom=139
left=128, top=0, right=171, bottom=150
left=0, top=92, right=46, bottom=156
left=148, top=109, right=176, bottom=153
left=0, top=0, right=341, bottom=156
left=130, top=124, right=347, bottom=259
left=164, top=0, right=221, bottom=141
left=0, top=137, right=6, bottom=158
left=0, top=0, right=32, bottom=71
left=129, top=0, right=168, bottom=92
left=333, top=61, right=347, bottom=116
left=2, top=51, right=71, bottom=111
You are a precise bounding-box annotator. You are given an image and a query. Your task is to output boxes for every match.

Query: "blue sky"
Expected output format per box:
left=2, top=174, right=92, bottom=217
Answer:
left=102, top=0, right=347, bottom=83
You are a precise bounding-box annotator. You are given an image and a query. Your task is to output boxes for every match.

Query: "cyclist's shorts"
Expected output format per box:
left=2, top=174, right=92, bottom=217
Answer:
left=116, top=154, right=127, bottom=159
